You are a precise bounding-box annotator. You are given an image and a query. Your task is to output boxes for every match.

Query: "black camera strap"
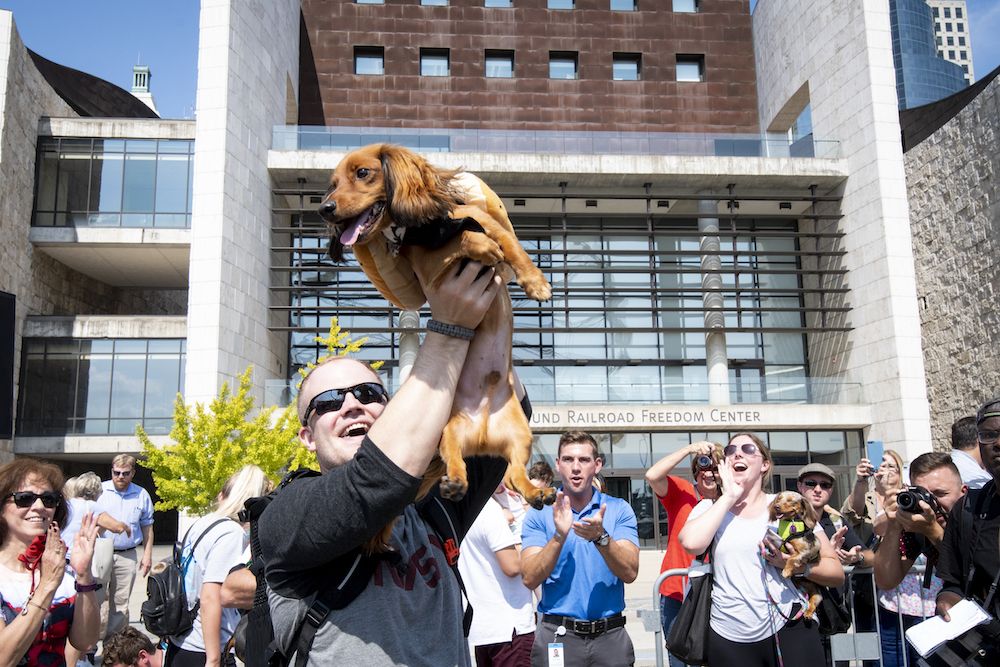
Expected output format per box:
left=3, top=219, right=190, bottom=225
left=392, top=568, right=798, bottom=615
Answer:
left=961, top=481, right=998, bottom=606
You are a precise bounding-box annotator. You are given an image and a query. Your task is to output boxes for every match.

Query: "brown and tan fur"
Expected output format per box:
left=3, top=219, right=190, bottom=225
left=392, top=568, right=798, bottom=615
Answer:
left=319, top=144, right=557, bottom=545
left=768, top=490, right=823, bottom=619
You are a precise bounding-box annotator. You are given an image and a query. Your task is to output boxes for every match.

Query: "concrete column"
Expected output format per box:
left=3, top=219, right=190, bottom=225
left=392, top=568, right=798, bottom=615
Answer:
left=397, top=310, right=421, bottom=384
left=699, top=198, right=730, bottom=405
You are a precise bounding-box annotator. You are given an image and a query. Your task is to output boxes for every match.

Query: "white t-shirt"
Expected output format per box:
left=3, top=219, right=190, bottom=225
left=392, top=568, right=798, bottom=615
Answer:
left=170, top=515, right=246, bottom=653
left=458, top=500, right=535, bottom=649
left=688, top=496, right=816, bottom=643
left=62, top=497, right=95, bottom=557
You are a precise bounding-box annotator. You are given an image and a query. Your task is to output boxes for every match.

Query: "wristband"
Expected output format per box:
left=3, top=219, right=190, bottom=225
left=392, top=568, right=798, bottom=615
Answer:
left=75, top=581, right=102, bottom=593
left=427, top=319, right=475, bottom=340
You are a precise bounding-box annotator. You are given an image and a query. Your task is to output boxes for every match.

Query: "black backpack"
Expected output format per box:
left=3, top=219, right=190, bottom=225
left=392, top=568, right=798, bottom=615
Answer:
left=140, top=517, right=230, bottom=639
left=236, top=469, right=470, bottom=667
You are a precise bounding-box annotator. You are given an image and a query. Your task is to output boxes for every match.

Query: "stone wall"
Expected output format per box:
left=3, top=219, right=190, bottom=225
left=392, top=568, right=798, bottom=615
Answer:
left=752, top=0, right=933, bottom=460
left=0, top=12, right=187, bottom=462
left=906, top=74, right=1000, bottom=449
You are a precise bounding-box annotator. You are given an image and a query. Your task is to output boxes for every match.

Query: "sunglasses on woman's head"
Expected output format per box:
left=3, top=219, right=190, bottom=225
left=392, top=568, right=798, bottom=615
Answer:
left=302, top=382, right=388, bottom=425
left=6, top=491, right=62, bottom=508
left=724, top=442, right=760, bottom=457
left=801, top=479, right=833, bottom=490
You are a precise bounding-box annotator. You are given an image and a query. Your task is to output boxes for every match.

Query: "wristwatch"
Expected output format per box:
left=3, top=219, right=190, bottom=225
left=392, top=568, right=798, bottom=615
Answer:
left=592, top=532, right=611, bottom=547
left=75, top=581, right=102, bottom=593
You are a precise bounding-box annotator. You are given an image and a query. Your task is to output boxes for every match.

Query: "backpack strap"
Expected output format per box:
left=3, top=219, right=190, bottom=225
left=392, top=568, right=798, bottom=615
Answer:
left=960, top=480, right=996, bottom=598
left=178, top=518, right=232, bottom=613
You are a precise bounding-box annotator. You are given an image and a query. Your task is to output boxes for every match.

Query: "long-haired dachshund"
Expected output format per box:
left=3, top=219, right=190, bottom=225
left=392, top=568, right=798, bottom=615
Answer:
left=768, top=490, right=823, bottom=619
left=318, top=144, right=557, bottom=542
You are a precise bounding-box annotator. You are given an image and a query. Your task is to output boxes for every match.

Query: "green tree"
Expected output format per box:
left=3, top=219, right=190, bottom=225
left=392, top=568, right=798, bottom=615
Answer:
left=139, top=318, right=379, bottom=513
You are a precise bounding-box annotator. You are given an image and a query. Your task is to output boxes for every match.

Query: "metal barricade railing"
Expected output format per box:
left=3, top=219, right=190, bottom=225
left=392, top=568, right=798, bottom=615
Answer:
left=650, top=564, right=930, bottom=667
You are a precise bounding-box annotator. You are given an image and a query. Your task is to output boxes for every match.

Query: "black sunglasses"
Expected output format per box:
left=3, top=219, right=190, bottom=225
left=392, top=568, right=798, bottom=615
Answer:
left=6, top=491, right=63, bottom=509
left=302, top=382, right=388, bottom=425
left=724, top=442, right=761, bottom=457
left=801, top=479, right=833, bottom=490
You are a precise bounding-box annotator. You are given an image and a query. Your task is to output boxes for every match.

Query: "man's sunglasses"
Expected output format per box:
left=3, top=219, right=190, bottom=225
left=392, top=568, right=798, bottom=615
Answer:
left=6, top=491, right=62, bottom=508
left=724, top=442, right=761, bottom=457
left=111, top=469, right=133, bottom=477
left=801, top=479, right=833, bottom=490
left=978, top=429, right=1000, bottom=445
left=302, top=382, right=388, bottom=425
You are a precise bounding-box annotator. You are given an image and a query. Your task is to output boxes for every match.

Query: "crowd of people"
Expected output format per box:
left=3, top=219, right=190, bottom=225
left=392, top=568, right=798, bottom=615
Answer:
left=0, top=261, right=998, bottom=667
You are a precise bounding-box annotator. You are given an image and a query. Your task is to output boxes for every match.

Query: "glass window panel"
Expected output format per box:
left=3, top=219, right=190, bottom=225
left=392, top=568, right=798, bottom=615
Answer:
left=651, top=432, right=693, bottom=460
left=57, top=153, right=93, bottom=212
left=125, top=139, right=157, bottom=153
left=34, top=145, right=60, bottom=213
left=762, top=332, right=805, bottom=364
left=608, top=366, right=659, bottom=401
left=549, top=54, right=577, bottom=79
left=109, top=354, right=146, bottom=422
left=79, top=350, right=112, bottom=425
left=485, top=51, right=514, bottom=78
left=612, top=55, right=640, bottom=81
left=122, top=154, right=156, bottom=212
left=676, top=57, right=704, bottom=82
left=661, top=365, right=708, bottom=403
left=421, top=0, right=447, bottom=4
left=91, top=153, right=124, bottom=213
left=485, top=0, right=512, bottom=6
left=530, top=433, right=561, bottom=470
left=673, top=0, right=698, bottom=11
left=629, top=478, right=657, bottom=546
left=606, top=432, right=652, bottom=470
left=768, top=431, right=808, bottom=465
left=156, top=140, right=192, bottom=154
left=554, top=366, right=607, bottom=401
left=611, top=0, right=635, bottom=10
left=420, top=50, right=450, bottom=76
left=155, top=154, right=191, bottom=213
left=548, top=0, right=573, bottom=7
left=144, top=355, right=182, bottom=419
left=355, top=48, right=384, bottom=75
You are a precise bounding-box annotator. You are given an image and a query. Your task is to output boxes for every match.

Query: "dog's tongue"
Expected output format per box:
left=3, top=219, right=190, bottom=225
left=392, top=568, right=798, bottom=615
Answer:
left=339, top=209, right=372, bottom=247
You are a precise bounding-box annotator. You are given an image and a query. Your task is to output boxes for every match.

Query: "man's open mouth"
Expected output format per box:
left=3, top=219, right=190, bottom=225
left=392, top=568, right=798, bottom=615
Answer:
left=338, top=202, right=385, bottom=247
left=343, top=424, right=370, bottom=438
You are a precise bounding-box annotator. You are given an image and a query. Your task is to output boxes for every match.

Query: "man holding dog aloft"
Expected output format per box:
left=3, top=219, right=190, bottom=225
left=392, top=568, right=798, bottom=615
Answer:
left=520, top=430, right=640, bottom=667
left=258, top=260, right=512, bottom=666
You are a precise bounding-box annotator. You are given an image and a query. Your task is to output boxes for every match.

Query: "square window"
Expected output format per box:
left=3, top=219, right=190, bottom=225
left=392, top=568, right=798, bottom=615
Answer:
left=421, top=48, right=450, bottom=76
left=613, top=53, right=641, bottom=81
left=421, top=0, right=448, bottom=5
left=672, top=0, right=698, bottom=12
left=485, top=50, right=514, bottom=77
left=485, top=0, right=512, bottom=6
left=354, top=46, right=384, bottom=75
left=549, top=52, right=578, bottom=79
left=945, top=22, right=952, bottom=31
left=548, top=0, right=573, bottom=8
left=676, top=54, right=704, bottom=82
left=611, top=0, right=636, bottom=10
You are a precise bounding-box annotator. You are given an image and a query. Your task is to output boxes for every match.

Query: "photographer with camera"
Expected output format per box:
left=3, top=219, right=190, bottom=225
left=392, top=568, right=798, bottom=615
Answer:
left=645, top=441, right=722, bottom=667
left=873, top=452, right=967, bottom=667
left=933, top=398, right=1000, bottom=662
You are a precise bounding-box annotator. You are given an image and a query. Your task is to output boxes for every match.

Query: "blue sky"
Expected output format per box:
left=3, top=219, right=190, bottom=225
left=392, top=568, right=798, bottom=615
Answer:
left=2, top=0, right=998, bottom=121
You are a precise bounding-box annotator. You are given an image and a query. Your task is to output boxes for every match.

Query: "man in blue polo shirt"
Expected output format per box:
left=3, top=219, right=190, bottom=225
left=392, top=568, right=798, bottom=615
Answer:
left=521, top=430, right=639, bottom=667
left=94, top=453, right=155, bottom=638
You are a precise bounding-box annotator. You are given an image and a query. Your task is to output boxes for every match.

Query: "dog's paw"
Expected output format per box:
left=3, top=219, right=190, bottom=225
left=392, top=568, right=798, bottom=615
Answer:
left=542, top=489, right=557, bottom=505
left=520, top=274, right=552, bottom=302
left=460, top=233, right=504, bottom=266
left=439, top=476, right=468, bottom=501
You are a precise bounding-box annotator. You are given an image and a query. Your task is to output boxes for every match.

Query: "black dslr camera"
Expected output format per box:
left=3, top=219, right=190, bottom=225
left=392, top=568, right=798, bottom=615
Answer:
left=896, top=485, right=943, bottom=516
left=695, top=455, right=716, bottom=471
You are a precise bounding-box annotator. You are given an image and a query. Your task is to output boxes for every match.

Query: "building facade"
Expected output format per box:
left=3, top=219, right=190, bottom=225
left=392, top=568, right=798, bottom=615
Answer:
left=889, top=0, right=967, bottom=108
left=2, top=0, right=938, bottom=549
left=926, top=0, right=975, bottom=84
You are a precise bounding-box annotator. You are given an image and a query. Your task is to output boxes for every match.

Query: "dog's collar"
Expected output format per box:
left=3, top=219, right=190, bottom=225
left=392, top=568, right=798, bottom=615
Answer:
left=383, top=217, right=486, bottom=256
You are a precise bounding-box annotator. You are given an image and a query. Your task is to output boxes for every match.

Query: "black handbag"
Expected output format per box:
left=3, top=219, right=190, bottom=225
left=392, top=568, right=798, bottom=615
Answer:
left=665, top=545, right=713, bottom=666
left=816, top=587, right=852, bottom=636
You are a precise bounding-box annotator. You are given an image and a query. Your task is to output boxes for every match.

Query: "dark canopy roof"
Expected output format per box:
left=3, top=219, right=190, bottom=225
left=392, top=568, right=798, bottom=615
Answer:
left=900, top=64, right=1000, bottom=152
left=28, top=49, right=159, bottom=120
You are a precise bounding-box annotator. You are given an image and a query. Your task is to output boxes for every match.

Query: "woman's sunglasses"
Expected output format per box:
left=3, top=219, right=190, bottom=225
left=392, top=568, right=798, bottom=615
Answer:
left=302, top=382, right=388, bottom=425
left=6, top=491, right=62, bottom=509
left=724, top=442, right=761, bottom=457
left=801, top=479, right=833, bottom=490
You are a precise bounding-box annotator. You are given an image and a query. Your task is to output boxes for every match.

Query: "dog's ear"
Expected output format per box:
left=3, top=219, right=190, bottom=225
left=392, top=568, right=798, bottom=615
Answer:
left=768, top=500, right=779, bottom=521
left=326, top=230, right=346, bottom=263
left=802, top=498, right=818, bottom=527
left=380, top=144, right=457, bottom=226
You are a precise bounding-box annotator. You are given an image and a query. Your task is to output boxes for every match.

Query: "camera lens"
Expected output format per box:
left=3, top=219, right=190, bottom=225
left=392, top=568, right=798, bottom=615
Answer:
left=696, top=455, right=713, bottom=470
left=896, top=490, right=917, bottom=513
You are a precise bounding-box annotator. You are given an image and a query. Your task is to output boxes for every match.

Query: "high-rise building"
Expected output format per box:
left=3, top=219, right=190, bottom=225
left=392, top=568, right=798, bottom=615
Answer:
left=926, top=0, right=975, bottom=83
left=1, top=0, right=936, bottom=566
left=889, top=0, right=967, bottom=108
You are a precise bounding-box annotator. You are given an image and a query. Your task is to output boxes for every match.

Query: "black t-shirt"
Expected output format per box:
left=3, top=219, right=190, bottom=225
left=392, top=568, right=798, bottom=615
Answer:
left=938, top=485, right=1000, bottom=613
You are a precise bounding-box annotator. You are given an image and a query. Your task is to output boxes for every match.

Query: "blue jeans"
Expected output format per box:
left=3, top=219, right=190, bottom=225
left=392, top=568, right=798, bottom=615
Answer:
left=878, top=604, right=922, bottom=667
left=661, top=595, right=689, bottom=667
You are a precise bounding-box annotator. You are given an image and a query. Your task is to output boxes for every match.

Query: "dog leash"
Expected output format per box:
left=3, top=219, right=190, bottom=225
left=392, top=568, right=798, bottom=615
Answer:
left=758, top=545, right=806, bottom=667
